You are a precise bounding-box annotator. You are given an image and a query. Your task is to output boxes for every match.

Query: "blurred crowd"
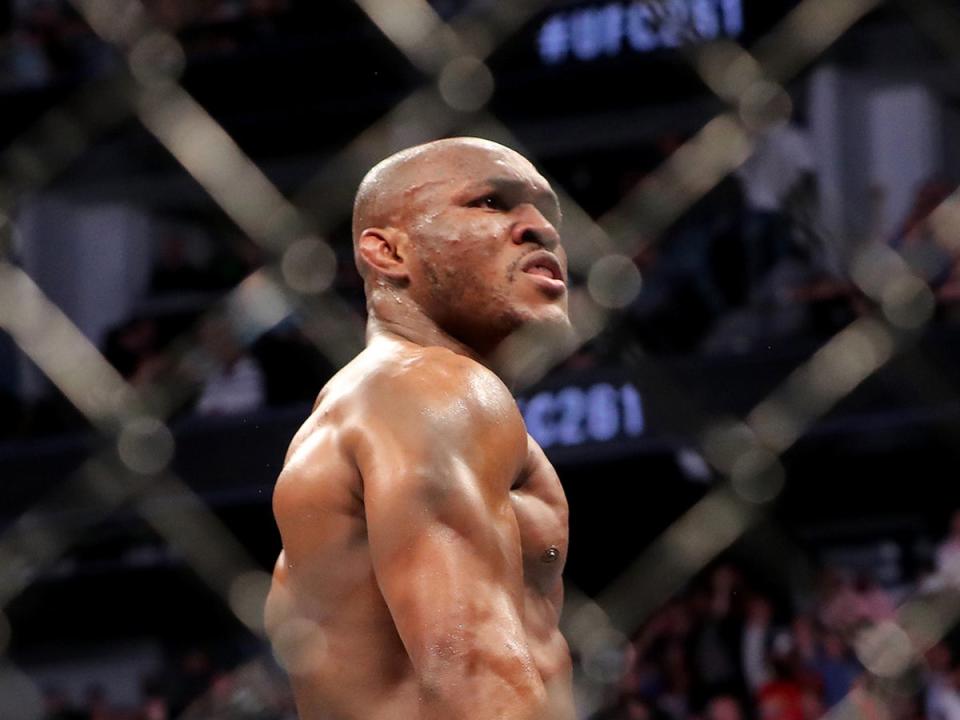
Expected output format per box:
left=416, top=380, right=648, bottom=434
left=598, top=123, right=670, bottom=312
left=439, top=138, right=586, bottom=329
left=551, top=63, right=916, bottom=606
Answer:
left=0, top=4, right=956, bottom=720
left=96, top=135, right=960, bottom=374
left=0, top=0, right=291, bottom=90
left=33, top=511, right=960, bottom=720
left=42, top=647, right=297, bottom=720
left=1, top=117, right=959, bottom=437
left=580, top=123, right=960, bottom=362
left=0, top=1, right=958, bottom=406
left=0, top=230, right=338, bottom=437
left=100, top=233, right=336, bottom=417
left=591, top=511, right=960, bottom=720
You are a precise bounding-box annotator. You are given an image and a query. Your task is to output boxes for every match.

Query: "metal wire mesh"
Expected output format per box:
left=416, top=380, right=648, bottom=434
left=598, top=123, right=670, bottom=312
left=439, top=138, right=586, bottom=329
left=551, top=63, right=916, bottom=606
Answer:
left=0, top=0, right=958, bottom=718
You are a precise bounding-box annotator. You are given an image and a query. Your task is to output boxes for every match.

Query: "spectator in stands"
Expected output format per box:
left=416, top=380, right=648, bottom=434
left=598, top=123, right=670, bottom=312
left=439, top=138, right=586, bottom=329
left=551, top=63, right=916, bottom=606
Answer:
left=741, top=593, right=776, bottom=694
left=755, top=638, right=806, bottom=720
left=689, top=565, right=747, bottom=706
left=702, top=110, right=859, bottom=356
left=630, top=177, right=744, bottom=353
left=612, top=559, right=881, bottom=720
left=810, top=568, right=895, bottom=637
left=700, top=101, right=866, bottom=354
left=811, top=632, right=860, bottom=708
left=193, top=312, right=265, bottom=415
left=735, top=108, right=818, bottom=298
left=790, top=615, right=818, bottom=667
left=629, top=600, right=691, bottom=707
left=851, top=571, right=897, bottom=625
left=816, top=567, right=863, bottom=634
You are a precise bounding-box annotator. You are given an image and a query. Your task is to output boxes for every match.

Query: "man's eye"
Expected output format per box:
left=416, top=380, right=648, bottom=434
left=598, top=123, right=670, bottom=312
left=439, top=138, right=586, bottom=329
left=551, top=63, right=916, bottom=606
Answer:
left=473, top=195, right=505, bottom=210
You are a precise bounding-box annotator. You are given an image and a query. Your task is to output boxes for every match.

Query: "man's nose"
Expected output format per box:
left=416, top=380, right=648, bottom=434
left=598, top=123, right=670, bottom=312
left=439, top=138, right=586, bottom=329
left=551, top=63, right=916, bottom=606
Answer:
left=510, top=204, right=560, bottom=250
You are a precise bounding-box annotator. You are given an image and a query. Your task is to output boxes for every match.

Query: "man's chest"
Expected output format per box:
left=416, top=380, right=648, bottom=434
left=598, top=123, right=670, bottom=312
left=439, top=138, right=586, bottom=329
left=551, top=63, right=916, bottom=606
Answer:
left=510, top=441, right=569, bottom=594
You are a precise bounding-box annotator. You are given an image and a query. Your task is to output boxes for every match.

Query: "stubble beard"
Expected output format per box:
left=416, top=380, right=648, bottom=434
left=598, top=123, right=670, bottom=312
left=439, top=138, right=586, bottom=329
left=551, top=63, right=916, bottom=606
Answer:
left=424, top=265, right=573, bottom=386
left=422, top=257, right=528, bottom=353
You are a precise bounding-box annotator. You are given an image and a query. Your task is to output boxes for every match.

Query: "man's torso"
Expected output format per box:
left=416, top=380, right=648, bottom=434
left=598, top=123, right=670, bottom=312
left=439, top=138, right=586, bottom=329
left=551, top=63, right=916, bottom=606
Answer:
left=265, top=344, right=573, bottom=720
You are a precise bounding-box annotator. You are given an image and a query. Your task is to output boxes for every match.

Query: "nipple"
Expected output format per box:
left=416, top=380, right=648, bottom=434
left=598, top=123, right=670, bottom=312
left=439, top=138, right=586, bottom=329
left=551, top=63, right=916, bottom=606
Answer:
left=542, top=546, right=560, bottom=564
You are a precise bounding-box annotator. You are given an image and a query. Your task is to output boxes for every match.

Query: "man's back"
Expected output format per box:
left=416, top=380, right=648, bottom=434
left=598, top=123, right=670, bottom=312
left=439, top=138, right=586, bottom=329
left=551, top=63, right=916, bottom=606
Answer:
left=265, top=336, right=574, bottom=720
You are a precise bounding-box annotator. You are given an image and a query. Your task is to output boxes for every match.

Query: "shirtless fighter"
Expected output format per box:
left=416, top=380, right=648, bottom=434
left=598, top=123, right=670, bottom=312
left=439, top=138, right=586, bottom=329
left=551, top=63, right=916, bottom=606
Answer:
left=265, top=137, right=575, bottom=720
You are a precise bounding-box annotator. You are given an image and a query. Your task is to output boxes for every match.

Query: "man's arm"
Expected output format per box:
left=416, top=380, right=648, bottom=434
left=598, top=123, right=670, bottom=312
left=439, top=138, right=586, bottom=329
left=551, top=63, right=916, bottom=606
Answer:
left=352, top=351, right=548, bottom=720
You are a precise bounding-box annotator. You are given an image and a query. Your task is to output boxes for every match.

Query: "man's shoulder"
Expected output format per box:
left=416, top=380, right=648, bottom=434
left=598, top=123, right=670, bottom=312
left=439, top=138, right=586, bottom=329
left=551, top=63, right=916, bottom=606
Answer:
left=356, top=343, right=513, bottom=412
left=332, top=344, right=523, bottom=457
left=347, top=344, right=529, bottom=488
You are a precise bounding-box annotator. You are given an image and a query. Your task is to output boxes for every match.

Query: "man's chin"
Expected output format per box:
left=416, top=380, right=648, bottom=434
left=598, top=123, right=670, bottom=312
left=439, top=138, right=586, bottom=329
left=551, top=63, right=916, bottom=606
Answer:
left=490, top=311, right=575, bottom=389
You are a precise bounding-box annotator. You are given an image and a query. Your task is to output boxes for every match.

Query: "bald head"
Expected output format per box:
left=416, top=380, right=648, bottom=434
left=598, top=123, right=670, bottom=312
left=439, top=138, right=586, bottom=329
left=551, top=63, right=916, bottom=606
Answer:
left=351, top=137, right=539, bottom=276
left=349, top=136, right=569, bottom=354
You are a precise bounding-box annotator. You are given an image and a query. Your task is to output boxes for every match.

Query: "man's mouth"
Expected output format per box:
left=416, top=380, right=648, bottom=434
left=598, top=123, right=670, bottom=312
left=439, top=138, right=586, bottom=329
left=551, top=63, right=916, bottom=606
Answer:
left=520, top=251, right=565, bottom=283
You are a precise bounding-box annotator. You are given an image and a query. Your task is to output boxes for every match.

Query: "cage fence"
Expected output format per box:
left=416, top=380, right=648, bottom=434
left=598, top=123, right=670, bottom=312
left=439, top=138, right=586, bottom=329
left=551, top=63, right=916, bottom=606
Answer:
left=0, top=0, right=958, bottom=718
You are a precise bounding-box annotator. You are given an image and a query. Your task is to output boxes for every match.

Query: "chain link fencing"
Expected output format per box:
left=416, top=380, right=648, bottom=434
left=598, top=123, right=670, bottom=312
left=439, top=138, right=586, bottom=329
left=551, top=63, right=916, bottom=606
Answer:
left=0, top=0, right=958, bottom=717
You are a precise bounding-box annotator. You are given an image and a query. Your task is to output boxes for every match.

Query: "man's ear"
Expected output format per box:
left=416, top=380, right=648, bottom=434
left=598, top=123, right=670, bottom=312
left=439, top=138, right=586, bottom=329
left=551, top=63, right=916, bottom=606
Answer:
left=357, top=227, right=409, bottom=282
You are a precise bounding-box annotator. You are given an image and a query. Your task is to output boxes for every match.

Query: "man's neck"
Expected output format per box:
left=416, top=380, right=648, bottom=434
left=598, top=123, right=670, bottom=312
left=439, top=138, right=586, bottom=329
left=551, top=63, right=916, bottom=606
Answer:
left=365, top=312, right=490, bottom=370
left=363, top=289, right=567, bottom=391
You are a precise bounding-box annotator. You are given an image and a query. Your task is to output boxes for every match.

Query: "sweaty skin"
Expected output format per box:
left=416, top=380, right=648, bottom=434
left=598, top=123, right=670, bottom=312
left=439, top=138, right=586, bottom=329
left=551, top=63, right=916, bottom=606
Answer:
left=266, top=138, right=575, bottom=720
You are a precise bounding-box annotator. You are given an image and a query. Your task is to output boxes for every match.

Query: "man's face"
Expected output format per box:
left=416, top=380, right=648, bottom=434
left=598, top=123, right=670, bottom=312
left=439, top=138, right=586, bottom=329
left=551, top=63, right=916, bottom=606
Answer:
left=398, top=143, right=569, bottom=351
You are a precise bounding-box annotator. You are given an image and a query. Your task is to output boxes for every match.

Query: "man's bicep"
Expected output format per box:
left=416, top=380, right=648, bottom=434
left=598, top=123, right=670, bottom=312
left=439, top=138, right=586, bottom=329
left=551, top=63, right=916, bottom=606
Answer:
left=362, top=443, right=526, bottom=664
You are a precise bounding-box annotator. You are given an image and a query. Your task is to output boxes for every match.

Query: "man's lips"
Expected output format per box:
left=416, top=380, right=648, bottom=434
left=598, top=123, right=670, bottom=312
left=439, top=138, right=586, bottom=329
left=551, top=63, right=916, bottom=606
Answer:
left=519, top=250, right=566, bottom=298
left=520, top=251, right=565, bottom=283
